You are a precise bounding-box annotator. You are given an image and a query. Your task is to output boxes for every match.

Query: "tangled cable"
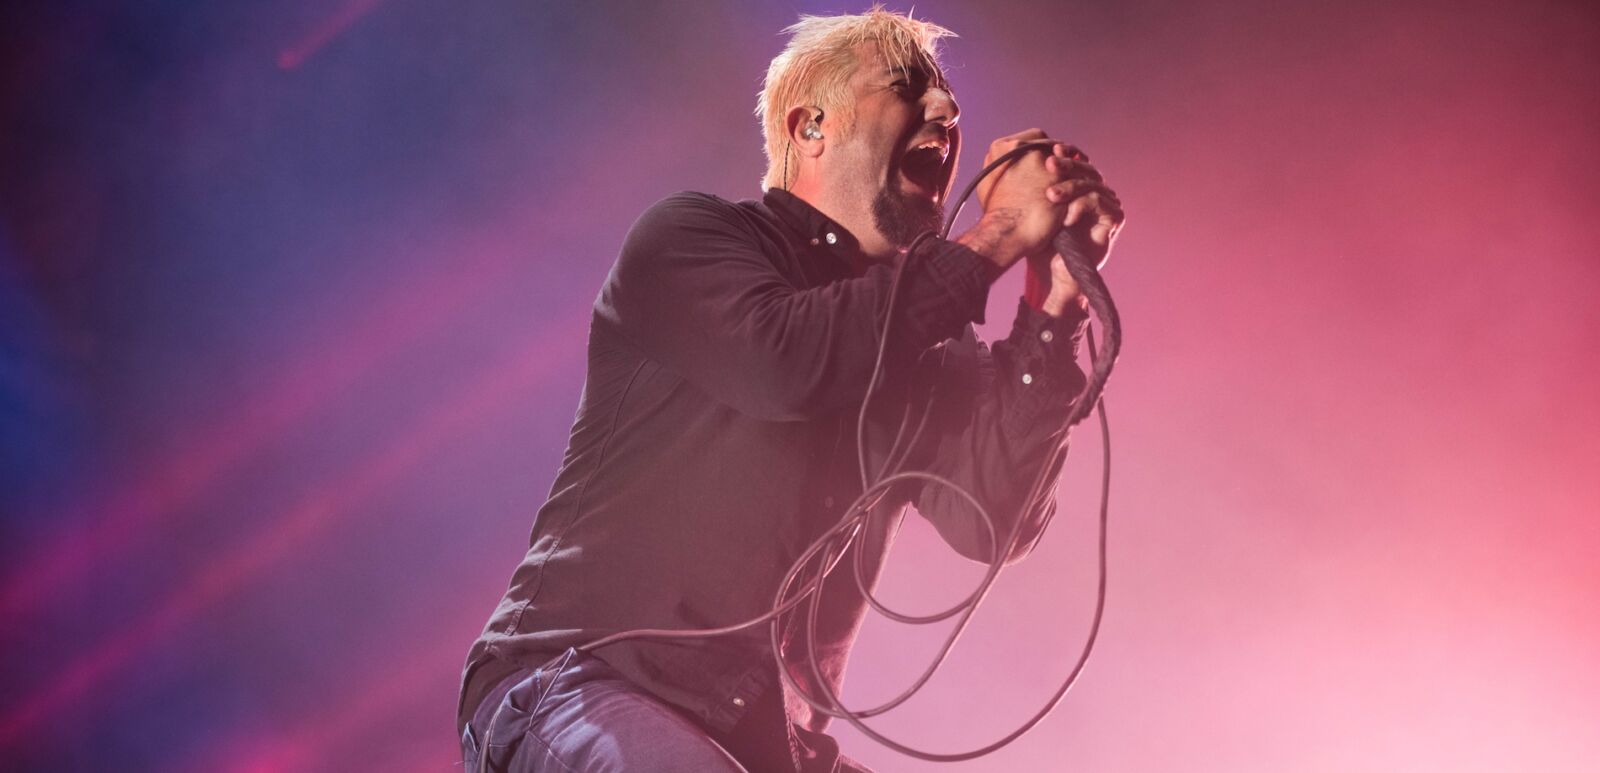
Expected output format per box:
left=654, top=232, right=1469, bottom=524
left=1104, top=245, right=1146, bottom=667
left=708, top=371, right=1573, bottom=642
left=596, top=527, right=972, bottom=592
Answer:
left=580, top=140, right=1121, bottom=762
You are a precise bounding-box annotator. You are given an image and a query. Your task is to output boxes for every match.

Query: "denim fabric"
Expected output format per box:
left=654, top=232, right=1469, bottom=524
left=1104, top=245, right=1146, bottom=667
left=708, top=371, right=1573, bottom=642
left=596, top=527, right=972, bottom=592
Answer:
left=462, top=649, right=873, bottom=773
left=464, top=649, right=749, bottom=772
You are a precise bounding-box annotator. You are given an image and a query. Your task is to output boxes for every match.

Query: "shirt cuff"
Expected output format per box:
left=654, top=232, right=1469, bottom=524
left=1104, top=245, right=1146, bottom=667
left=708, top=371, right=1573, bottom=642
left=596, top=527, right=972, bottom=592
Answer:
left=1003, top=299, right=1090, bottom=431
left=912, top=237, right=991, bottom=326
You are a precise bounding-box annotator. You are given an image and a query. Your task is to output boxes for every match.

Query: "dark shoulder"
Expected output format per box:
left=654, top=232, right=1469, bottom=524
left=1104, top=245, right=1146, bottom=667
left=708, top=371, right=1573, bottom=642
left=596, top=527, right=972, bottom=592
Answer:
left=598, top=191, right=787, bottom=324
left=628, top=191, right=746, bottom=234
left=625, top=191, right=783, bottom=245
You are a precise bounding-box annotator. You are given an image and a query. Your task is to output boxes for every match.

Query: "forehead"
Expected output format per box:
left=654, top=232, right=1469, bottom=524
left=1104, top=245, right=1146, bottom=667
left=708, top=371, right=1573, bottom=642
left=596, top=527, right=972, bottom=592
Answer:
left=849, top=40, right=949, bottom=88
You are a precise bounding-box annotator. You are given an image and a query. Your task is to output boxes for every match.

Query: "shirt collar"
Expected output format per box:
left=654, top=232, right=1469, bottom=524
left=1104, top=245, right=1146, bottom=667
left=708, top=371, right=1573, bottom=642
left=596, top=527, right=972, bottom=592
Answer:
left=762, top=188, right=864, bottom=257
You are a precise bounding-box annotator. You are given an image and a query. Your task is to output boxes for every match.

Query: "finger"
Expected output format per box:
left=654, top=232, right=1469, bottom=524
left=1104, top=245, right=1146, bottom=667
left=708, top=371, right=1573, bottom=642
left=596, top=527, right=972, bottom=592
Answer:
left=1064, top=193, right=1093, bottom=226
left=1046, top=179, right=1118, bottom=205
left=1059, top=158, right=1104, bottom=183
left=999, top=128, right=1049, bottom=145
left=1047, top=179, right=1115, bottom=199
left=1051, top=143, right=1089, bottom=163
left=1090, top=207, right=1126, bottom=247
left=1088, top=192, right=1125, bottom=219
left=1065, top=190, right=1126, bottom=228
left=1091, top=219, right=1116, bottom=247
left=1079, top=197, right=1124, bottom=230
left=989, top=129, right=1051, bottom=159
left=1008, top=140, right=1056, bottom=166
left=1047, top=157, right=1105, bottom=184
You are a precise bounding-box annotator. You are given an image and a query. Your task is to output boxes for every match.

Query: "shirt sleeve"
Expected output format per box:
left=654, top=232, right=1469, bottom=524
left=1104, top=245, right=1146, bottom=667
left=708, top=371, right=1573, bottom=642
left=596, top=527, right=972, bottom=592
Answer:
left=597, top=192, right=993, bottom=421
left=907, top=298, right=1091, bottom=565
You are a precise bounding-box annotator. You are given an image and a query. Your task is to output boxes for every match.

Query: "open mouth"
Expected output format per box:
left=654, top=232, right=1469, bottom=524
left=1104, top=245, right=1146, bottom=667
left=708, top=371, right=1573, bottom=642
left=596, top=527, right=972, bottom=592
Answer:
left=898, top=138, right=950, bottom=200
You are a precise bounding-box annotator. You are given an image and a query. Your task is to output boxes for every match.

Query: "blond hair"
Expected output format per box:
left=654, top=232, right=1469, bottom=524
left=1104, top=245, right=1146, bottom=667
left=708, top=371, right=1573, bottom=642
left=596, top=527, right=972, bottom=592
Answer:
left=756, top=6, right=956, bottom=191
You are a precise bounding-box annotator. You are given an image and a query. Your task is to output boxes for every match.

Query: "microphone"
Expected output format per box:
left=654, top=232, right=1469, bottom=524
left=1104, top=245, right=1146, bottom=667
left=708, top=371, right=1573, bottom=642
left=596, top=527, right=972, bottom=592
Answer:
left=1053, top=223, right=1119, bottom=427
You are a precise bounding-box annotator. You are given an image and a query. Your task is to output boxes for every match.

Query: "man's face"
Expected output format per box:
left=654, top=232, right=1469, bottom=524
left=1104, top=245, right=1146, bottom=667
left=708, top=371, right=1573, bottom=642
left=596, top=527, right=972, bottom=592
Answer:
left=829, top=42, right=961, bottom=248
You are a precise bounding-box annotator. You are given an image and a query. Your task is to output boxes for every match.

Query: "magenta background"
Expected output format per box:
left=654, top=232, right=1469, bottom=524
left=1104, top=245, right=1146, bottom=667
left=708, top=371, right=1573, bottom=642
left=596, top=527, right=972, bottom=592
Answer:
left=1, top=1, right=1595, bottom=771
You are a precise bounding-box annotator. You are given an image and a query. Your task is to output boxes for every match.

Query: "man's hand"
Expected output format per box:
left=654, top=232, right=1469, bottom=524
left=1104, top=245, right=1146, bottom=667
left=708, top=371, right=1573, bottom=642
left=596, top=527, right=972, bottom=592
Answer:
left=956, top=130, right=1125, bottom=313
left=1030, top=141, right=1124, bottom=315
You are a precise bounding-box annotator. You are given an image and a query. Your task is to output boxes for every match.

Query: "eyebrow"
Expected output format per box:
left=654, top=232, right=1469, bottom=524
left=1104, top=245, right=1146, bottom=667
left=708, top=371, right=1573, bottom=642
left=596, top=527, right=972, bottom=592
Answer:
left=882, top=65, right=946, bottom=88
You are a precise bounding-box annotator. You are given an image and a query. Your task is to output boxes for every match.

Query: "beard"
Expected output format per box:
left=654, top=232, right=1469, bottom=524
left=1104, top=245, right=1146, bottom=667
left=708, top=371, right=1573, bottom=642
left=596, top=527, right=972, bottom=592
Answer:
left=871, top=178, right=944, bottom=249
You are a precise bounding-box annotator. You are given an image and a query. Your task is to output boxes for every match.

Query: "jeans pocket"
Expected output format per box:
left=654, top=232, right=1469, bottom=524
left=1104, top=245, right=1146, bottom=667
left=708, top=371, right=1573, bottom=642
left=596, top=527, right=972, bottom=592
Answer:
left=461, top=724, right=480, bottom=771
left=531, top=648, right=579, bottom=715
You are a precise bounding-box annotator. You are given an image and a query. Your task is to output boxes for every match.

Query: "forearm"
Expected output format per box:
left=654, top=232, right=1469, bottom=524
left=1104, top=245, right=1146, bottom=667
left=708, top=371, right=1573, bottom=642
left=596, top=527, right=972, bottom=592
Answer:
left=912, top=301, right=1089, bottom=564
left=955, top=210, right=1027, bottom=283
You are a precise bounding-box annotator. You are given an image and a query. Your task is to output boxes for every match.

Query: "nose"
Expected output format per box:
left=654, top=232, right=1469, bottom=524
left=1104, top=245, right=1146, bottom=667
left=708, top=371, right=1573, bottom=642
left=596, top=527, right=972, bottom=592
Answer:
left=924, top=86, right=960, bottom=128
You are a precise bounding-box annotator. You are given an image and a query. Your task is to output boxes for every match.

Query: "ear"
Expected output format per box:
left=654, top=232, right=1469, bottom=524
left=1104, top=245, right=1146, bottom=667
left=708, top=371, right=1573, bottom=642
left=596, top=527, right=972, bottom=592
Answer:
left=785, top=105, right=825, bottom=158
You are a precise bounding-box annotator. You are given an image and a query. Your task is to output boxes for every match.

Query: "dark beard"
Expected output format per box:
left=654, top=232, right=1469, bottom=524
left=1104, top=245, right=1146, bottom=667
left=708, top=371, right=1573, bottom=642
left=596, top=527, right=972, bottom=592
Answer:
left=871, top=180, right=944, bottom=249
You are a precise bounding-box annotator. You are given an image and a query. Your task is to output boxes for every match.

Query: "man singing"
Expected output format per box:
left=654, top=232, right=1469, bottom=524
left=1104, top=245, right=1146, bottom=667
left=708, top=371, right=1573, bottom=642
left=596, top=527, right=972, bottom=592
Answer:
left=458, top=8, right=1124, bottom=772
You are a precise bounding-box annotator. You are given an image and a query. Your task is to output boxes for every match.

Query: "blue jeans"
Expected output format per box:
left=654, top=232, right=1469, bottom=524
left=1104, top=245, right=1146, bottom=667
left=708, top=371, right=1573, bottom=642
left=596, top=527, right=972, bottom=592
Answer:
left=461, top=649, right=872, bottom=773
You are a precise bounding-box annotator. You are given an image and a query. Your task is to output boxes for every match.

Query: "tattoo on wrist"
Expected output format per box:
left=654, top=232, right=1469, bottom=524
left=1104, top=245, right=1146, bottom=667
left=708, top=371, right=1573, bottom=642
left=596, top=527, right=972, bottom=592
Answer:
left=959, top=209, right=1023, bottom=271
left=981, top=208, right=1022, bottom=240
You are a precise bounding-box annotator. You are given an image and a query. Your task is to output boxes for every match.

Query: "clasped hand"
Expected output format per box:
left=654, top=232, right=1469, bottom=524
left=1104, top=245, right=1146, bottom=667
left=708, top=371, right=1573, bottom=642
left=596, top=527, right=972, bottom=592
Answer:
left=965, top=129, right=1125, bottom=315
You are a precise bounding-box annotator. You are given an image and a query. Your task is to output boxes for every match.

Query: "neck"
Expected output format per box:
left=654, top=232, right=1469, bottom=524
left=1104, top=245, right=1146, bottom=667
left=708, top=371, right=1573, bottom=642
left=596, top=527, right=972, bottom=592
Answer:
left=788, top=178, right=898, bottom=261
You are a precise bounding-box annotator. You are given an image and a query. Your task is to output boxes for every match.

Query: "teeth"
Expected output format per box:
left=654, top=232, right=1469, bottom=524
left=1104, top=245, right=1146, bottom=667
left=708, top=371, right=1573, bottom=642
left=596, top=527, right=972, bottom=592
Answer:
left=913, top=140, right=950, bottom=162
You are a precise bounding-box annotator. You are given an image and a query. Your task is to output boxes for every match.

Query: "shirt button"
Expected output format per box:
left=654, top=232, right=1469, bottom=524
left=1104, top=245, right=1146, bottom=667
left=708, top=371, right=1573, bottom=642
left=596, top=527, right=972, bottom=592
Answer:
left=809, top=237, right=820, bottom=246
left=1021, top=373, right=1034, bottom=385
left=825, top=232, right=838, bottom=245
left=1039, top=330, right=1054, bottom=343
left=823, top=496, right=835, bottom=508
left=732, top=697, right=746, bottom=707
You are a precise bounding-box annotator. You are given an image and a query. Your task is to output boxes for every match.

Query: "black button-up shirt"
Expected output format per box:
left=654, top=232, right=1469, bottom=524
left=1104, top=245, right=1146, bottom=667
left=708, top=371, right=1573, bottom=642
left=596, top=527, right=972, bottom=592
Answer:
left=459, top=188, right=1089, bottom=740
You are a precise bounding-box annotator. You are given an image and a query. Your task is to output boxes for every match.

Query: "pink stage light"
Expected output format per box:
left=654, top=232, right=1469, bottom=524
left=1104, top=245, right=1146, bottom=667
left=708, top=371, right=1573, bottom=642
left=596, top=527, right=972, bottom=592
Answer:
left=276, top=0, right=389, bottom=71
left=0, top=246, right=521, bottom=635
left=0, top=317, right=585, bottom=750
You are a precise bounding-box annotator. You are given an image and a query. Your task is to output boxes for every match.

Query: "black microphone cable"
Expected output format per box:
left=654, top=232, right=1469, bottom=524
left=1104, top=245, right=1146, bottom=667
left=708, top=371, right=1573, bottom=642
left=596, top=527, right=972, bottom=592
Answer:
left=770, top=140, right=1121, bottom=761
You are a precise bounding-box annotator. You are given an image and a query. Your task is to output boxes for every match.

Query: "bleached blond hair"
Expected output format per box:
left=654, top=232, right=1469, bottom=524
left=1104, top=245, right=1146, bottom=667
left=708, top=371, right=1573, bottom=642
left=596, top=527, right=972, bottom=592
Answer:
left=756, top=6, right=956, bottom=191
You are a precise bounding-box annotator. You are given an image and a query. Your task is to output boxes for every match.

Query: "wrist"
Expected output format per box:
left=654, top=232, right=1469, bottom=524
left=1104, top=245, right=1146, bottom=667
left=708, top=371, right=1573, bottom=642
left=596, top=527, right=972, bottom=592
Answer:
left=956, top=210, right=1027, bottom=281
left=1039, top=290, right=1086, bottom=318
left=1023, top=258, right=1050, bottom=311
left=1024, top=257, right=1086, bottom=318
